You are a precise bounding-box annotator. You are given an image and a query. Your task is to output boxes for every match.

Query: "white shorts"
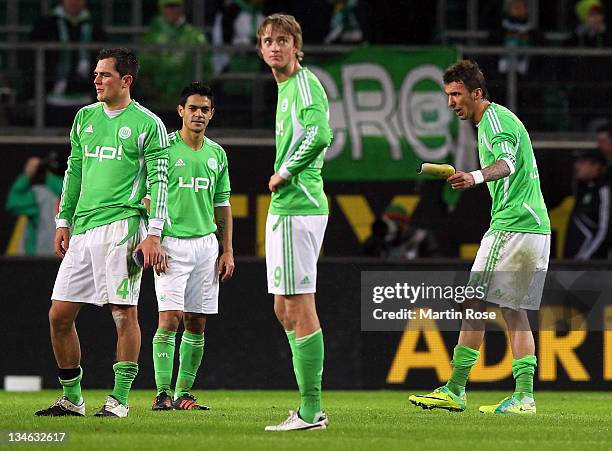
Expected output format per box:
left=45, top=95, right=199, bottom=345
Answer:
left=469, top=230, right=550, bottom=310
left=266, top=214, right=327, bottom=295
left=51, top=217, right=146, bottom=306
left=154, top=234, right=219, bottom=314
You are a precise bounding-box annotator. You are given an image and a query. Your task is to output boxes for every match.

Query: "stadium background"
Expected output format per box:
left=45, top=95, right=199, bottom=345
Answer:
left=1, top=0, right=611, bottom=392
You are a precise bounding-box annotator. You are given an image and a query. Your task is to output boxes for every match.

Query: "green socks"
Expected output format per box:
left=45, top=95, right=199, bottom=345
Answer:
left=175, top=331, right=205, bottom=398
left=111, top=361, right=139, bottom=405
left=285, top=330, right=300, bottom=382
left=294, top=329, right=324, bottom=424
left=446, top=344, right=480, bottom=396
left=513, top=354, right=537, bottom=399
left=58, top=367, right=83, bottom=405
left=152, top=328, right=177, bottom=394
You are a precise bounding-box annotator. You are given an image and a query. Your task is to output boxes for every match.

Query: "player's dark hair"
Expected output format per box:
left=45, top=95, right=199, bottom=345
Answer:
left=179, top=82, right=215, bottom=109
left=596, top=121, right=612, bottom=136
left=443, top=60, right=489, bottom=100
left=97, top=48, right=139, bottom=82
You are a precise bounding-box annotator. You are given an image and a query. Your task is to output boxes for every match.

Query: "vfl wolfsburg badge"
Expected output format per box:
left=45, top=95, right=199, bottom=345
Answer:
left=207, top=158, right=218, bottom=170
left=118, top=126, right=132, bottom=139
left=281, top=98, right=288, bottom=112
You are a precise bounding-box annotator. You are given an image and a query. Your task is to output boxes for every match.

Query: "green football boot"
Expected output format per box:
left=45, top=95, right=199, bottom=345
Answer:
left=409, top=386, right=466, bottom=412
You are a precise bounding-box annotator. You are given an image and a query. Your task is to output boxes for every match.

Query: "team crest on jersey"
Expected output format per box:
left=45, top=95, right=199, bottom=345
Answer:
left=281, top=98, right=288, bottom=112
left=207, top=158, right=218, bottom=170
left=118, top=126, right=132, bottom=139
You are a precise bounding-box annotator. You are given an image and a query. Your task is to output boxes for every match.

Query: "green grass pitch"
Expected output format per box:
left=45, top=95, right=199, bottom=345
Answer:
left=0, top=390, right=610, bottom=450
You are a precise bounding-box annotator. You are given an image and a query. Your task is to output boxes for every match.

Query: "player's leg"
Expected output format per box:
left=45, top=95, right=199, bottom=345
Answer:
left=409, top=231, right=504, bottom=411
left=151, top=310, right=181, bottom=410
left=35, top=301, right=85, bottom=416
left=173, top=313, right=209, bottom=410
left=408, top=298, right=483, bottom=412
left=94, top=218, right=144, bottom=417
left=266, top=215, right=328, bottom=431
left=479, top=307, right=537, bottom=414
left=152, top=236, right=192, bottom=410
left=36, top=232, right=94, bottom=417
left=173, top=233, right=217, bottom=410
left=479, top=232, right=549, bottom=414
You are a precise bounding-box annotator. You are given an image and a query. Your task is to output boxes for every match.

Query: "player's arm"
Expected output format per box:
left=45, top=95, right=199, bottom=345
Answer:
left=135, top=121, right=169, bottom=270
left=214, top=155, right=234, bottom=281
left=269, top=82, right=332, bottom=192
left=449, top=118, right=517, bottom=190
left=55, top=114, right=84, bottom=258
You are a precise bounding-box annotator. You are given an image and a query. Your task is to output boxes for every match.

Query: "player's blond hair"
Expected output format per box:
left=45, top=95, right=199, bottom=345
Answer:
left=256, top=14, right=304, bottom=61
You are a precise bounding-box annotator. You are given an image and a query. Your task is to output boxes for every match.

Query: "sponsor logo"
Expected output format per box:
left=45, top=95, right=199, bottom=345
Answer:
left=179, top=176, right=214, bottom=192
left=175, top=158, right=186, bottom=167
left=300, top=276, right=311, bottom=285
left=207, top=158, right=218, bottom=170
left=118, top=126, right=132, bottom=139
left=84, top=125, right=93, bottom=133
left=84, top=144, right=123, bottom=161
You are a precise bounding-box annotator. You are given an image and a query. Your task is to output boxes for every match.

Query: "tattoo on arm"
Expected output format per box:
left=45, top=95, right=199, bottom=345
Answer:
left=216, top=219, right=225, bottom=240
left=482, top=159, right=511, bottom=182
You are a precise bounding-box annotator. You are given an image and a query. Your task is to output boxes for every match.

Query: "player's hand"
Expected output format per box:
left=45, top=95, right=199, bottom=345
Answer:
left=54, top=227, right=70, bottom=259
left=153, top=252, right=169, bottom=276
left=217, top=251, right=235, bottom=282
left=135, top=235, right=164, bottom=269
left=268, top=173, right=286, bottom=193
left=448, top=171, right=476, bottom=190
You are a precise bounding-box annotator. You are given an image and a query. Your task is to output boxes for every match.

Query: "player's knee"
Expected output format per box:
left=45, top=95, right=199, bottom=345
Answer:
left=183, top=313, right=206, bottom=334
left=48, top=307, right=73, bottom=331
left=111, top=306, right=139, bottom=331
left=158, top=311, right=182, bottom=331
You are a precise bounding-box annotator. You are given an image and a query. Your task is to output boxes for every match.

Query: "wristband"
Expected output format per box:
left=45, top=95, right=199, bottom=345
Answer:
left=469, top=170, right=484, bottom=185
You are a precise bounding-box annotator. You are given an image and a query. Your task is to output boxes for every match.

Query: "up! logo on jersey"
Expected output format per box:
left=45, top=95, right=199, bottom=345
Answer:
left=84, top=145, right=123, bottom=161
left=179, top=176, right=215, bottom=192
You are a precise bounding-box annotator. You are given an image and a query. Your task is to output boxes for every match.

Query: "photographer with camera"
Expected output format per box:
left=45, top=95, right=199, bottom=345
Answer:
left=363, top=203, right=440, bottom=259
left=6, top=154, right=63, bottom=256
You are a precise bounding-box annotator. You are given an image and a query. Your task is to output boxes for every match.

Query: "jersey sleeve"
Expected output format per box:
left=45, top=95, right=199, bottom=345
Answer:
left=56, top=111, right=84, bottom=228
left=279, top=74, right=332, bottom=179
left=143, top=118, right=169, bottom=235
left=214, top=150, right=231, bottom=207
left=486, top=110, right=519, bottom=175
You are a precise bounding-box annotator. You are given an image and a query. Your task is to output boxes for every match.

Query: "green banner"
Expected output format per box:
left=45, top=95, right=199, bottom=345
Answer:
left=311, top=47, right=460, bottom=181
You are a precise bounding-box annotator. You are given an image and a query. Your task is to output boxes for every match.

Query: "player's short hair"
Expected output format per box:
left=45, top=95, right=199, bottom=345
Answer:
left=256, top=13, right=304, bottom=61
left=97, top=48, right=139, bottom=82
left=443, top=60, right=489, bottom=100
left=596, top=121, right=612, bottom=136
left=179, top=82, right=215, bottom=109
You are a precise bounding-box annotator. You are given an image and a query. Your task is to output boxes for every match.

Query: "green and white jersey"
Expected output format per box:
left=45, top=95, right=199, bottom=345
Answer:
left=477, top=103, right=550, bottom=234
left=163, top=131, right=231, bottom=238
left=270, top=67, right=332, bottom=216
left=57, top=100, right=169, bottom=235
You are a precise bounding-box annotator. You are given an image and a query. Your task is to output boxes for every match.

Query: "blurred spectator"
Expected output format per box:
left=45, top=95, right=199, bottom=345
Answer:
left=564, top=149, right=610, bottom=259
left=324, top=0, right=363, bottom=44
left=493, top=0, right=543, bottom=76
left=211, top=0, right=264, bottom=75
left=567, top=0, right=612, bottom=47
left=596, top=122, right=612, bottom=176
left=6, top=155, right=63, bottom=256
left=364, top=204, right=440, bottom=259
left=139, top=0, right=211, bottom=108
left=30, top=0, right=107, bottom=107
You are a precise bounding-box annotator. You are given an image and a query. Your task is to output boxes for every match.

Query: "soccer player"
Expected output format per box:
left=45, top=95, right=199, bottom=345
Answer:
left=409, top=60, right=550, bottom=414
left=35, top=48, right=169, bottom=418
left=257, top=14, right=332, bottom=431
left=150, top=82, right=234, bottom=411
